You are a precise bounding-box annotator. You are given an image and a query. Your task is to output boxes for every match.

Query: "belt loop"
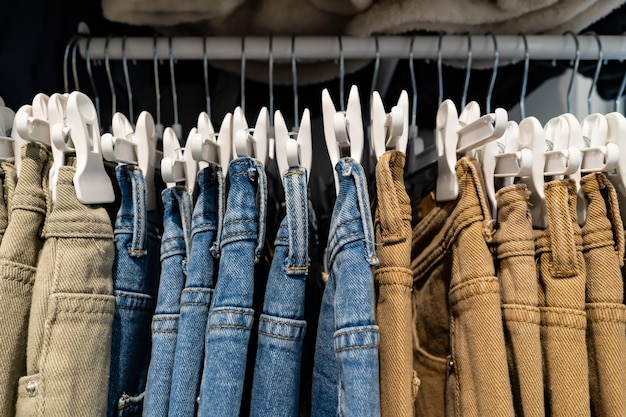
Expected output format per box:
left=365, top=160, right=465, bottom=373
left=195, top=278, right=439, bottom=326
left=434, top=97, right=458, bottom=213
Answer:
left=284, top=167, right=309, bottom=275
left=545, top=180, right=578, bottom=278
left=210, top=167, right=225, bottom=258
left=253, top=161, right=268, bottom=262
left=345, top=158, right=378, bottom=266
left=376, top=151, right=405, bottom=242
left=129, top=167, right=148, bottom=256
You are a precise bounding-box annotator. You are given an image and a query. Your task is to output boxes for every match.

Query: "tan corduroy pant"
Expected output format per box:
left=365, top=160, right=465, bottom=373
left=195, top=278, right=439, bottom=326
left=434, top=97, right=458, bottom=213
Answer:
left=494, top=184, right=544, bottom=417
left=580, top=173, right=626, bottom=417
left=535, top=179, right=590, bottom=417
left=411, top=157, right=514, bottom=417
left=373, top=151, right=416, bottom=417
left=15, top=163, right=115, bottom=417
left=0, top=144, right=50, bottom=416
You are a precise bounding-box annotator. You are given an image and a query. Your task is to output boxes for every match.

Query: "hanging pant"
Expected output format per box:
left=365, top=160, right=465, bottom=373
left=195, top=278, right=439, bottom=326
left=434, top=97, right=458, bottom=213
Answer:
left=142, top=186, right=192, bottom=417
left=16, top=162, right=115, bottom=417
left=580, top=173, right=626, bottom=417
left=535, top=179, right=590, bottom=417
left=0, top=144, right=49, bottom=416
left=311, top=157, right=380, bottom=417
left=411, top=157, right=514, bottom=417
left=197, top=157, right=267, bottom=417
left=373, top=151, right=416, bottom=417
left=108, top=165, right=162, bottom=417
left=250, top=166, right=309, bottom=417
left=169, top=165, right=223, bottom=417
left=494, top=184, right=544, bottom=417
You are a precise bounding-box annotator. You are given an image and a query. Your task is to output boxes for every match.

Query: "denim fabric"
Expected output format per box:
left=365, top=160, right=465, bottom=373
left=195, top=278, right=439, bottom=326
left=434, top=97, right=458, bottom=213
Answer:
left=142, top=187, right=192, bottom=417
left=198, top=157, right=267, bottom=417
left=311, top=157, right=380, bottom=417
left=108, top=165, right=161, bottom=417
left=250, top=167, right=309, bottom=417
left=169, top=165, right=224, bottom=417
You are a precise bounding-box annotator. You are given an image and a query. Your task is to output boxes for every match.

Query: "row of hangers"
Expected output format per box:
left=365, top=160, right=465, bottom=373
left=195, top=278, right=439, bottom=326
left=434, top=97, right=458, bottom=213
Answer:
left=1, top=31, right=626, bottom=229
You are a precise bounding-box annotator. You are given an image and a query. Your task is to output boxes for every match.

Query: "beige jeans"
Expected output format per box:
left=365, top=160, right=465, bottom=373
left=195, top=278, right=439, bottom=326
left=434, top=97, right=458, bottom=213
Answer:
left=374, top=151, right=416, bottom=417
left=494, top=184, right=544, bottom=417
left=0, top=144, right=49, bottom=416
left=15, top=163, right=115, bottom=417
left=411, top=157, right=514, bottom=417
left=535, top=179, right=590, bottom=417
left=580, top=173, right=626, bottom=417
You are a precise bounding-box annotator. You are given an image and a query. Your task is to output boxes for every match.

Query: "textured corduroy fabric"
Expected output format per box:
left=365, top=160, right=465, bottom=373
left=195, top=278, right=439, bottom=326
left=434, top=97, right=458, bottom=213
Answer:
left=15, top=163, right=115, bottom=417
left=411, top=157, right=514, bottom=417
left=494, top=184, right=544, bottom=417
left=0, top=143, right=49, bottom=416
left=0, top=162, right=11, bottom=242
left=535, top=179, right=590, bottom=417
left=373, top=151, right=415, bottom=417
left=580, top=173, right=626, bottom=417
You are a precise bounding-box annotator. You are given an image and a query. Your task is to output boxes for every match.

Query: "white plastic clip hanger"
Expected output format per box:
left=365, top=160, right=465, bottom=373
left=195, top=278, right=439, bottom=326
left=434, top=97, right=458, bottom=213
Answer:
left=232, top=107, right=269, bottom=165
left=275, top=108, right=312, bottom=183
left=48, top=93, right=74, bottom=203
left=101, top=111, right=157, bottom=211
left=371, top=90, right=409, bottom=160
left=435, top=99, right=507, bottom=202
left=15, top=93, right=51, bottom=147
left=605, top=112, right=626, bottom=219
left=0, top=102, right=15, bottom=161
left=190, top=111, right=232, bottom=173
left=161, top=127, right=198, bottom=194
left=580, top=113, right=619, bottom=173
left=64, top=91, right=115, bottom=204
left=322, top=85, right=364, bottom=195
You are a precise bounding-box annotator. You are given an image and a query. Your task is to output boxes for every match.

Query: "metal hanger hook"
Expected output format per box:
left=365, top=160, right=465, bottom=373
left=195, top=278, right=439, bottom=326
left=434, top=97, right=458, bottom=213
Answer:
left=291, top=35, right=299, bottom=130
left=241, top=36, right=246, bottom=113
left=104, top=35, right=117, bottom=123
left=564, top=31, right=580, bottom=114
left=203, top=36, right=211, bottom=119
left=370, top=35, right=381, bottom=98
left=153, top=34, right=162, bottom=130
left=122, top=35, right=134, bottom=122
left=461, top=33, right=472, bottom=109
left=586, top=32, right=603, bottom=115
left=168, top=36, right=180, bottom=129
left=486, top=32, right=499, bottom=114
left=437, top=32, right=444, bottom=105
left=269, top=35, right=274, bottom=130
left=63, top=35, right=80, bottom=93
left=519, top=33, right=530, bottom=119
left=409, top=35, right=418, bottom=130
left=71, top=37, right=81, bottom=92
left=85, top=37, right=102, bottom=129
left=338, top=35, right=345, bottom=111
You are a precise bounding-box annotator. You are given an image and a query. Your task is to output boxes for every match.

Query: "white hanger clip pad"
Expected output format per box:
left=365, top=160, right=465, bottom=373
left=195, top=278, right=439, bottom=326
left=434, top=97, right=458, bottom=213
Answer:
left=371, top=90, right=409, bottom=159
left=191, top=112, right=232, bottom=170
left=456, top=107, right=507, bottom=153
left=580, top=113, right=618, bottom=173
left=275, top=108, right=312, bottom=183
left=66, top=92, right=115, bottom=204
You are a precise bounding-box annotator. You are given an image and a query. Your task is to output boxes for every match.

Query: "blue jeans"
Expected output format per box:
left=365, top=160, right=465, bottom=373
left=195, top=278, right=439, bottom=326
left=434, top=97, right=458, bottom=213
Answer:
left=108, top=165, right=162, bottom=417
left=142, top=187, right=192, bottom=417
left=311, top=158, right=381, bottom=417
left=197, top=157, right=267, bottom=417
left=250, top=167, right=309, bottom=417
left=169, top=165, right=224, bottom=417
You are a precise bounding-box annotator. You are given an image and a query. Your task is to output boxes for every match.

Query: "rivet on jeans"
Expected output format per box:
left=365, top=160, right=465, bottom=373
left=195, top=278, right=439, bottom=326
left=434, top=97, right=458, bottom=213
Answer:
left=448, top=360, right=455, bottom=369
left=25, top=379, right=38, bottom=397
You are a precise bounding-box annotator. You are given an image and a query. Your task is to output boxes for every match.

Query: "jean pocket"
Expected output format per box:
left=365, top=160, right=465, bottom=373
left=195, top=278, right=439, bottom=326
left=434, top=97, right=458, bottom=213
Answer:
left=18, top=293, right=115, bottom=417
left=413, top=346, right=449, bottom=417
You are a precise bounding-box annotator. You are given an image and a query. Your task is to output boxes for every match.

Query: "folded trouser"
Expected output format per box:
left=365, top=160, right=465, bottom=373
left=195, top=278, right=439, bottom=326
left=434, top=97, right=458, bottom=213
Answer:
left=198, top=157, right=267, bottom=417
left=142, top=186, right=192, bottom=417
left=580, top=173, right=626, bottom=417
left=373, top=151, right=415, bottom=417
left=250, top=166, right=309, bottom=417
left=16, top=162, right=115, bottom=417
left=0, top=144, right=49, bottom=416
left=535, top=179, right=590, bottom=417
left=411, top=157, right=514, bottom=417
left=494, top=184, right=544, bottom=417
left=169, top=165, right=223, bottom=417
left=108, top=165, right=162, bottom=417
left=311, top=157, right=380, bottom=417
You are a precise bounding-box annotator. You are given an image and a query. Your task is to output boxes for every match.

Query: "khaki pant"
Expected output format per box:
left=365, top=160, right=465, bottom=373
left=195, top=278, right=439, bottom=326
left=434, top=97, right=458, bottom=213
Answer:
left=15, top=163, right=115, bottom=417
left=0, top=144, right=49, bottom=416
left=494, top=184, right=544, bottom=417
left=580, top=173, right=626, bottom=417
left=374, top=151, right=416, bottom=417
left=535, top=179, right=590, bottom=417
left=411, top=157, right=514, bottom=417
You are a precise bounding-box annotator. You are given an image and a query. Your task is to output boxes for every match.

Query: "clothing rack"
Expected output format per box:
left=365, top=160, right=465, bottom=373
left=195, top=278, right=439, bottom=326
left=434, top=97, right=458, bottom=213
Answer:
left=78, top=35, right=626, bottom=62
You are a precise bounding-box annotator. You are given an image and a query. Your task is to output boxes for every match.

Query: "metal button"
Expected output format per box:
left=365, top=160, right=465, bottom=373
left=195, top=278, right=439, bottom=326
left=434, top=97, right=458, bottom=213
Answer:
left=25, top=379, right=38, bottom=397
